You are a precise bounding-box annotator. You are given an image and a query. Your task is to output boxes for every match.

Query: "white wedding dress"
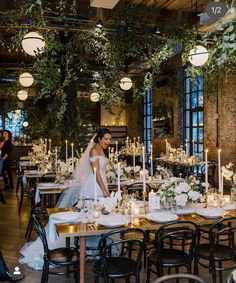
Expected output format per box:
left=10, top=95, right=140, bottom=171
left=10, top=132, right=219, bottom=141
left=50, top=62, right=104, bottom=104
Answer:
left=20, top=144, right=109, bottom=270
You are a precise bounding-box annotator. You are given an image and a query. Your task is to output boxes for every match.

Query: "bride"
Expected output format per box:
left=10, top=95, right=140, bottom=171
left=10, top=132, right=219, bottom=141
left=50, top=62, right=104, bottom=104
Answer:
left=20, top=128, right=112, bottom=270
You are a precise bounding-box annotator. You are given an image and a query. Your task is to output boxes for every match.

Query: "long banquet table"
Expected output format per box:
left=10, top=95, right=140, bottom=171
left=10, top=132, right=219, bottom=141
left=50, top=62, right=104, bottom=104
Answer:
left=47, top=207, right=236, bottom=283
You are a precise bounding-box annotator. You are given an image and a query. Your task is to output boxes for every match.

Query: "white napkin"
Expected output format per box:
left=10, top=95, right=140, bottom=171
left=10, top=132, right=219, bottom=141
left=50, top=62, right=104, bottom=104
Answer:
left=48, top=212, right=81, bottom=244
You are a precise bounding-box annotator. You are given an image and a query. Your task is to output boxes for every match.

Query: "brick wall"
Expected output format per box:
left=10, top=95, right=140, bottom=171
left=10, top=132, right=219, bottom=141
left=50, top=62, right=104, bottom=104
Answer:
left=204, top=73, right=236, bottom=169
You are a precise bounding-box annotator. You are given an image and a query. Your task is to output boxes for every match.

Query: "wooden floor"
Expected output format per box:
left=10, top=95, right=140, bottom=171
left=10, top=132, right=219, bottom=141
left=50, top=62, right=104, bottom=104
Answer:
left=0, top=173, right=234, bottom=283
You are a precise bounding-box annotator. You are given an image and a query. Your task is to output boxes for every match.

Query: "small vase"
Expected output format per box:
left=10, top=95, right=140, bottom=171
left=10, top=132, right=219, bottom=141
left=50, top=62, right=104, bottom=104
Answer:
left=230, top=187, right=236, bottom=203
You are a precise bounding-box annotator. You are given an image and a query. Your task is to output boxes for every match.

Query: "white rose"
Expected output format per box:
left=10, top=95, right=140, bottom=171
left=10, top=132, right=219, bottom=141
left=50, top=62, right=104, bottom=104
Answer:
left=175, top=194, right=188, bottom=207
left=188, top=190, right=201, bottom=201
left=175, top=182, right=191, bottom=194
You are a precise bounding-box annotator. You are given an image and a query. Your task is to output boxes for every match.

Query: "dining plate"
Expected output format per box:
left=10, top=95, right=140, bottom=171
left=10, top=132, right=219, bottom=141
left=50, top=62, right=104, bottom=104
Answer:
left=97, top=214, right=128, bottom=228
left=173, top=208, right=195, bottom=215
left=51, top=212, right=81, bottom=221
left=146, top=212, right=178, bottom=223
left=195, top=208, right=226, bottom=218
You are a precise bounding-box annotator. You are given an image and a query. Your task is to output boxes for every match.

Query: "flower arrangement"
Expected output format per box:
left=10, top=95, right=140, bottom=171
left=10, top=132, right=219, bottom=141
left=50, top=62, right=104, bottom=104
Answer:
left=155, top=165, right=173, bottom=179
left=106, top=160, right=138, bottom=183
left=55, top=159, right=73, bottom=183
left=222, top=163, right=236, bottom=187
left=158, top=176, right=204, bottom=207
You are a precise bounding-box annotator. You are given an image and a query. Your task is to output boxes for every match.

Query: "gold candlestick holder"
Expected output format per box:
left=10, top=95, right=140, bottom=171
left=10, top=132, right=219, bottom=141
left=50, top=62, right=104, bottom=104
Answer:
left=140, top=191, right=147, bottom=214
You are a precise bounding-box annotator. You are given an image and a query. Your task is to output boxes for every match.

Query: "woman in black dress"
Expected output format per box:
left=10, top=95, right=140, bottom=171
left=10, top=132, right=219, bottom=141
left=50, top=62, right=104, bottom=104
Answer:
left=1, top=130, right=13, bottom=189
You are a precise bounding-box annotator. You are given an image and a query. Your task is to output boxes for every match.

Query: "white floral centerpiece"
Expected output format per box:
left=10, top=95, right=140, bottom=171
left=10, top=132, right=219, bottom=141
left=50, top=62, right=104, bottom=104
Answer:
left=55, top=159, right=73, bottom=183
left=222, top=163, right=236, bottom=187
left=155, top=165, right=173, bottom=179
left=106, top=160, right=136, bottom=183
left=222, top=163, right=236, bottom=202
left=158, top=176, right=204, bottom=207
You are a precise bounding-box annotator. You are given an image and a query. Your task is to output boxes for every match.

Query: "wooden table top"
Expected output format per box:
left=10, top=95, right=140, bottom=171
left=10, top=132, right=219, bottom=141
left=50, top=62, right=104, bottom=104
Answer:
left=47, top=207, right=236, bottom=238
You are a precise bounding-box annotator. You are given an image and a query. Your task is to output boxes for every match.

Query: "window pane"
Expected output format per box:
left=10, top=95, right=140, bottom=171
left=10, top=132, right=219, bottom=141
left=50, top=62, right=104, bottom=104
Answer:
left=186, top=127, right=190, bottom=141
left=199, top=128, right=204, bottom=142
left=192, top=92, right=198, bottom=108
left=186, top=94, right=190, bottom=109
left=192, top=112, right=198, bottom=126
left=192, top=128, right=198, bottom=141
left=198, top=112, right=203, bottom=126
left=185, top=111, right=190, bottom=127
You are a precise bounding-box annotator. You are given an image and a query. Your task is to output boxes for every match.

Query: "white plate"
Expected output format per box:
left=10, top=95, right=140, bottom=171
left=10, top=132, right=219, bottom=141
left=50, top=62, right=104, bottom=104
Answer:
left=146, top=212, right=178, bottom=223
left=97, top=214, right=128, bottom=228
left=196, top=208, right=226, bottom=218
left=173, top=208, right=195, bottom=215
left=223, top=204, right=236, bottom=211
left=52, top=212, right=81, bottom=221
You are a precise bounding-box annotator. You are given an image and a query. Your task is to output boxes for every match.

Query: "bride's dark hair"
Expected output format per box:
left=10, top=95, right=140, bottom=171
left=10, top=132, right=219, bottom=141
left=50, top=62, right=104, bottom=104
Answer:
left=93, top=128, right=112, bottom=143
left=93, top=128, right=112, bottom=157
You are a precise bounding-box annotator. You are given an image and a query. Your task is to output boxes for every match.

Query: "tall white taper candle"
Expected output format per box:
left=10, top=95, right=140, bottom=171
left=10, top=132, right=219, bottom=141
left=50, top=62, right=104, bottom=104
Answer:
left=205, top=149, right=208, bottom=193
left=71, top=143, right=74, bottom=172
left=218, top=149, right=222, bottom=194
left=117, top=162, right=121, bottom=191
left=142, top=146, right=146, bottom=192
left=150, top=144, right=153, bottom=178
left=65, top=140, right=68, bottom=163
left=94, top=167, right=97, bottom=204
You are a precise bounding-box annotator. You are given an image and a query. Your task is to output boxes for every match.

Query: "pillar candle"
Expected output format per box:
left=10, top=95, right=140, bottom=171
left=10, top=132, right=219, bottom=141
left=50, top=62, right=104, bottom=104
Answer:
left=65, top=140, right=68, bottom=163
left=218, top=149, right=222, bottom=194
left=137, top=136, right=140, bottom=145
left=94, top=167, right=97, bottom=204
left=115, top=141, right=118, bottom=153
left=205, top=149, right=208, bottom=193
left=150, top=144, right=153, bottom=178
left=134, top=137, right=136, bottom=145
left=55, top=147, right=58, bottom=170
left=71, top=143, right=74, bottom=171
left=117, top=162, right=121, bottom=191
left=142, top=146, right=146, bottom=192
left=165, top=139, right=168, bottom=154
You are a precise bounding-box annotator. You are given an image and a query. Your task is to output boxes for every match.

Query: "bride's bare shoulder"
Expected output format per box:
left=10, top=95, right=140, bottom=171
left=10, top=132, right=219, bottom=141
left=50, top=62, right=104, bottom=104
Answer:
left=90, top=146, right=99, bottom=157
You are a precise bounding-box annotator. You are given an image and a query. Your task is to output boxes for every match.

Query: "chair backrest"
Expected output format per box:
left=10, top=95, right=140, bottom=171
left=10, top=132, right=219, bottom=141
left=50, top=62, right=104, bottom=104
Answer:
left=153, top=273, right=207, bottom=283
left=209, top=216, right=236, bottom=250
left=26, top=187, right=36, bottom=208
left=155, top=221, right=198, bottom=261
left=32, top=215, right=49, bottom=254
left=41, top=173, right=56, bottom=182
left=98, top=228, right=146, bottom=275
left=125, top=182, right=151, bottom=199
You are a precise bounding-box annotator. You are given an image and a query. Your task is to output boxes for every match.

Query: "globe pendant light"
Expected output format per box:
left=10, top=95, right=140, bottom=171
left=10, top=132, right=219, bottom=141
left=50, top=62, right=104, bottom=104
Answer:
left=23, top=121, right=29, bottom=127
left=90, top=92, right=100, bottom=102
left=21, top=32, right=45, bottom=56
left=120, top=77, right=132, bottom=90
left=188, top=45, right=209, bottom=66
left=19, top=72, right=34, bottom=87
left=17, top=90, right=28, bottom=101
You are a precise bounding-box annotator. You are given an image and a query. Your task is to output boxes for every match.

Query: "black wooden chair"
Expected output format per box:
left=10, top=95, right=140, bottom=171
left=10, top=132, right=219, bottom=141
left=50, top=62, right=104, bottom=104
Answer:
left=153, top=273, right=207, bottom=283
left=194, top=216, right=236, bottom=283
left=25, top=187, right=48, bottom=241
left=33, top=215, right=79, bottom=283
left=92, top=228, right=146, bottom=283
left=146, top=221, right=198, bottom=283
